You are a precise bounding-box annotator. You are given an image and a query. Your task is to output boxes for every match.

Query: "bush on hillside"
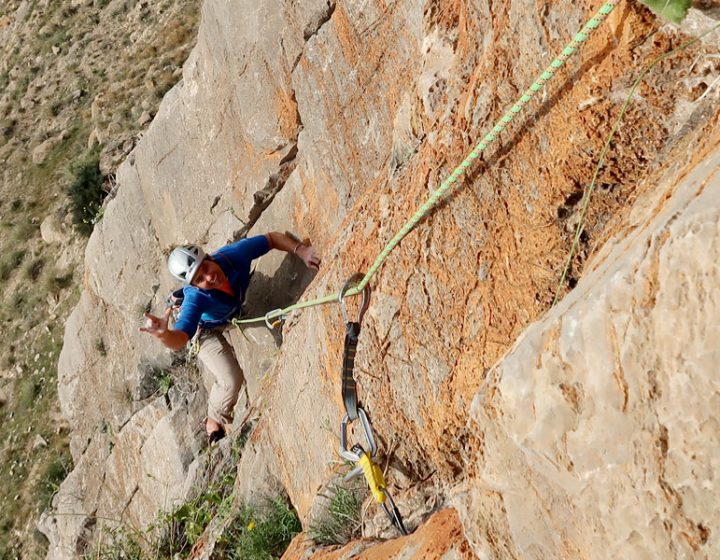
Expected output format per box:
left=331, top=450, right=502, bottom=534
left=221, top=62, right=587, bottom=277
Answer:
left=67, top=149, right=105, bottom=236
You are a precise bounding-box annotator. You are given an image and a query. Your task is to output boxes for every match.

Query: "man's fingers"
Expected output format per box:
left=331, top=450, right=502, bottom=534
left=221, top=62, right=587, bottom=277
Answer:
left=303, top=249, right=321, bottom=271
left=144, top=311, right=161, bottom=322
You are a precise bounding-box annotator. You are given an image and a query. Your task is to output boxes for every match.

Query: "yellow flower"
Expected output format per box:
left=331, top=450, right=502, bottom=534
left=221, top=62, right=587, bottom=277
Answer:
left=247, top=521, right=255, bottom=531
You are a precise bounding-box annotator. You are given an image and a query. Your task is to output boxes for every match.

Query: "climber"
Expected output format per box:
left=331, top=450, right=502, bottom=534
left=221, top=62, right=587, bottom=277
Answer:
left=140, top=232, right=321, bottom=443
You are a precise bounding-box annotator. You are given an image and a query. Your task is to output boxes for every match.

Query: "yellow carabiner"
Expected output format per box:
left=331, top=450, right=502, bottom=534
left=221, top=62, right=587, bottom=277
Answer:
left=358, top=453, right=386, bottom=504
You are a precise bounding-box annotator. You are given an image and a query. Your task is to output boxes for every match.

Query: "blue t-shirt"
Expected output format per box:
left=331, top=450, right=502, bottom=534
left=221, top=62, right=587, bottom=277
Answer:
left=174, top=235, right=270, bottom=337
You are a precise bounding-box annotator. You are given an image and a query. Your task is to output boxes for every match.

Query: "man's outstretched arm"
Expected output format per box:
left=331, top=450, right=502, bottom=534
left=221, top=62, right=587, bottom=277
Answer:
left=139, top=308, right=189, bottom=351
left=266, top=231, right=321, bottom=270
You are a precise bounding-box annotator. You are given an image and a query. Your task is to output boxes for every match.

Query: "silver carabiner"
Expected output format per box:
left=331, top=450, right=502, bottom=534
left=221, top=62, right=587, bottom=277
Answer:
left=264, top=309, right=284, bottom=329
left=339, top=273, right=370, bottom=325
left=338, top=407, right=377, bottom=463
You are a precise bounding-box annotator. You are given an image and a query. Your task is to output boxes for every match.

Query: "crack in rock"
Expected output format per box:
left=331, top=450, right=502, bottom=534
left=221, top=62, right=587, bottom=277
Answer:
left=235, top=143, right=299, bottom=239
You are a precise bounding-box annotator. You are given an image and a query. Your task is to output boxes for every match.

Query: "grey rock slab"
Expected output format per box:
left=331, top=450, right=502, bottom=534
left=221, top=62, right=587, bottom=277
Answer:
left=456, top=142, right=720, bottom=558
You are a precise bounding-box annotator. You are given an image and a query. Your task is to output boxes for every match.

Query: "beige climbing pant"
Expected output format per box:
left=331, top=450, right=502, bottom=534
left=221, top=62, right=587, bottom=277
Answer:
left=196, top=327, right=245, bottom=425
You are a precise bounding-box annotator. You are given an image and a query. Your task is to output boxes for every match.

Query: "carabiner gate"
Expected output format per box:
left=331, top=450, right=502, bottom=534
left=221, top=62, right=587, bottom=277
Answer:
left=264, top=309, right=285, bottom=330
left=338, top=407, right=377, bottom=463
left=339, top=273, right=370, bottom=325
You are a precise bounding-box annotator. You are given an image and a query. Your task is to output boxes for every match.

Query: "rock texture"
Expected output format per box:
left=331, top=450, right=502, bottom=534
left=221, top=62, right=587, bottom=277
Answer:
left=283, top=508, right=475, bottom=559
left=455, top=130, right=720, bottom=559
left=43, top=0, right=720, bottom=558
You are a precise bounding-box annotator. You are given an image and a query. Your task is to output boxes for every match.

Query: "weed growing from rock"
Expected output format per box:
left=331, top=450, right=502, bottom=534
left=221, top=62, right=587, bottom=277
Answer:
left=215, top=498, right=302, bottom=560
left=156, top=473, right=236, bottom=555
left=309, top=484, right=363, bottom=546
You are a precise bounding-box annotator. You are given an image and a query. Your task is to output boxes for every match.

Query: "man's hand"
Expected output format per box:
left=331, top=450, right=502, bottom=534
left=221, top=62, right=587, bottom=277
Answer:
left=296, top=244, right=321, bottom=271
left=139, top=309, right=189, bottom=350
left=139, top=308, right=172, bottom=338
left=266, top=232, right=322, bottom=271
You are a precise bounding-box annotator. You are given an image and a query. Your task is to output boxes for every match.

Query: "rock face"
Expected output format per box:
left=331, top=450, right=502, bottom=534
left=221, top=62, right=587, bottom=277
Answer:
left=43, top=0, right=720, bottom=558
left=283, top=508, right=475, bottom=559
left=455, top=131, right=720, bottom=559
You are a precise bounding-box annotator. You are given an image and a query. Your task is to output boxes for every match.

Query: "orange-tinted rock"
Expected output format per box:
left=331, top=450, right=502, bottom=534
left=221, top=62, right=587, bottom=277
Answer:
left=282, top=508, right=476, bottom=560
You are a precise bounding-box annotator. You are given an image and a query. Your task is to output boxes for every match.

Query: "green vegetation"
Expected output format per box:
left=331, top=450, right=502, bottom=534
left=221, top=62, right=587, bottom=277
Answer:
left=0, top=328, right=72, bottom=558
left=35, top=453, right=73, bottom=513
left=639, top=0, right=691, bottom=23
left=67, top=148, right=105, bottom=236
left=157, top=474, right=237, bottom=555
left=0, top=1, right=201, bottom=557
left=0, top=249, right=26, bottom=281
left=214, top=498, right=302, bottom=559
left=89, top=472, right=301, bottom=560
left=309, top=485, right=363, bottom=546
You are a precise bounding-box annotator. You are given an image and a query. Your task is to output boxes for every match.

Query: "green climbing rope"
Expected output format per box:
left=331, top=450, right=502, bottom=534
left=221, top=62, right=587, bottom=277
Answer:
left=233, top=0, right=620, bottom=327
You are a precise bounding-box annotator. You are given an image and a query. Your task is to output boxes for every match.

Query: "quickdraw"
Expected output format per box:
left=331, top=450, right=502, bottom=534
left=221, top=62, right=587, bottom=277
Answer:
left=338, top=273, right=370, bottom=421
left=338, top=405, right=408, bottom=535
left=336, top=274, right=407, bottom=535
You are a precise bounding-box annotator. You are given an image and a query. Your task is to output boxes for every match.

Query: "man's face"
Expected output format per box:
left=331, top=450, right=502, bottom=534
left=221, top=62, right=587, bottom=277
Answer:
left=191, top=258, right=225, bottom=290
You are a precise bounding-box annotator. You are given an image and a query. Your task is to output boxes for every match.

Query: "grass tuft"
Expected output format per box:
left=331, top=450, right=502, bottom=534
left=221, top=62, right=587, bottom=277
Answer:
left=309, top=485, right=363, bottom=546
left=0, top=250, right=26, bottom=281
left=215, top=498, right=302, bottom=560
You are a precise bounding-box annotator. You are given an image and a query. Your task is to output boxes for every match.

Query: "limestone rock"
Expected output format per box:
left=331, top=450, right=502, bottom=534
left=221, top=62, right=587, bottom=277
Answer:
left=456, top=139, right=720, bottom=558
left=32, top=435, right=48, bottom=450
left=44, top=0, right=720, bottom=557
left=87, top=129, right=99, bottom=149
left=0, top=385, right=9, bottom=406
left=14, top=1, right=31, bottom=27
left=40, top=213, right=66, bottom=245
left=283, top=508, right=474, bottom=560
left=31, top=137, right=58, bottom=164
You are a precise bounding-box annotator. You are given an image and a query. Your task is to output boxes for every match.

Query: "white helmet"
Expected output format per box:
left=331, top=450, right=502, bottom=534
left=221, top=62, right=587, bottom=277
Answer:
left=168, top=245, right=205, bottom=284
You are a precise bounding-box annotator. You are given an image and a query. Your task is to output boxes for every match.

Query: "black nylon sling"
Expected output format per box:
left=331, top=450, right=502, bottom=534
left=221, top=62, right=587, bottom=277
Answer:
left=342, top=321, right=362, bottom=421
left=338, top=273, right=370, bottom=421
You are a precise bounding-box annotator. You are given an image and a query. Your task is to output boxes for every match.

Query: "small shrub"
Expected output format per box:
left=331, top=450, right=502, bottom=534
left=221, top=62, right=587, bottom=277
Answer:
left=0, top=117, right=16, bottom=138
left=157, top=474, right=235, bottom=556
left=43, top=269, right=73, bottom=294
left=157, top=373, right=172, bottom=396
left=216, top=498, right=302, bottom=560
left=309, top=485, right=363, bottom=546
left=11, top=222, right=38, bottom=243
left=15, top=376, right=41, bottom=411
left=94, top=338, right=107, bottom=357
left=24, top=257, right=45, bottom=280
left=35, top=451, right=72, bottom=510
left=0, top=249, right=26, bottom=281
left=45, top=99, right=64, bottom=118
left=67, top=149, right=105, bottom=236
left=92, top=525, right=143, bottom=560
